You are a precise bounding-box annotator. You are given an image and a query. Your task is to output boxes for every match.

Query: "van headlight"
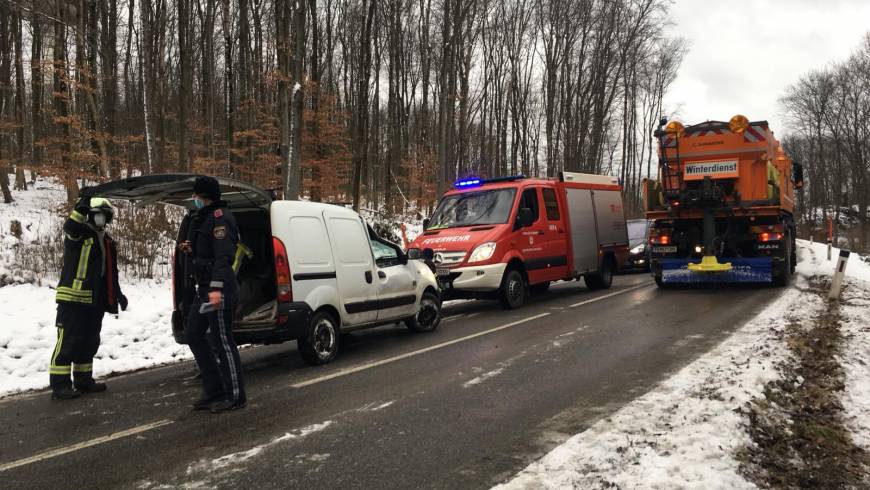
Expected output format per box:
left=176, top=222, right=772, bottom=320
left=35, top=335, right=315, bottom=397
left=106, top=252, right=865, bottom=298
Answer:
left=468, top=242, right=497, bottom=263
left=630, top=243, right=646, bottom=255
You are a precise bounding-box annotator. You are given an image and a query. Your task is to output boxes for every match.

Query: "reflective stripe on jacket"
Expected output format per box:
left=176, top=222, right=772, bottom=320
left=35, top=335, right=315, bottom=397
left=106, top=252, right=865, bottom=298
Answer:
left=55, top=207, right=123, bottom=313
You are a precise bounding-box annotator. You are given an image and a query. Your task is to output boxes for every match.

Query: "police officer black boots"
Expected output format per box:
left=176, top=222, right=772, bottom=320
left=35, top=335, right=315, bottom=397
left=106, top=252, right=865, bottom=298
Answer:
left=50, top=196, right=127, bottom=400
left=184, top=176, right=247, bottom=413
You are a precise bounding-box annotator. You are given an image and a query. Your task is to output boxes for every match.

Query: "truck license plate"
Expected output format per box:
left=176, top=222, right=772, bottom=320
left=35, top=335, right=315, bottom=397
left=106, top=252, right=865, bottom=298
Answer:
left=436, top=267, right=451, bottom=277
left=653, top=246, right=677, bottom=253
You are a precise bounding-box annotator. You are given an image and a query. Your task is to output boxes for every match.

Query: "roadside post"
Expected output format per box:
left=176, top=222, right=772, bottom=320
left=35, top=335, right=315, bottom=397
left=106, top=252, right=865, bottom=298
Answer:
left=828, top=249, right=850, bottom=300
left=827, top=217, right=833, bottom=261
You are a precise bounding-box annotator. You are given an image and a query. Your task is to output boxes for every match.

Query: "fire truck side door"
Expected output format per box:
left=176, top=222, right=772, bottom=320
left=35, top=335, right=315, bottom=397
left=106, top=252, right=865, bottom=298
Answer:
left=516, top=187, right=549, bottom=285
left=538, top=187, right=570, bottom=281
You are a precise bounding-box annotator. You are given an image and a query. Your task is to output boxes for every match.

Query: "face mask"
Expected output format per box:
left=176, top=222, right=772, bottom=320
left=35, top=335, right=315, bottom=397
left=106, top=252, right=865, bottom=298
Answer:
left=93, top=213, right=106, bottom=228
left=193, top=197, right=205, bottom=210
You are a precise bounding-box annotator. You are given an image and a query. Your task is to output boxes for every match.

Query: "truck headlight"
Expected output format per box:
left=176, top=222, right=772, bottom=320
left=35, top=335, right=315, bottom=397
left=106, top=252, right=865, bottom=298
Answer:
left=630, top=243, right=646, bottom=255
left=468, top=242, right=497, bottom=263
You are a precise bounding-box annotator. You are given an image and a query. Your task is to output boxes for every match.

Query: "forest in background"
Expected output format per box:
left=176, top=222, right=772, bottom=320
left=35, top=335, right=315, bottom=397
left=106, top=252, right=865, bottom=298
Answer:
left=0, top=0, right=684, bottom=216
left=781, top=34, right=870, bottom=251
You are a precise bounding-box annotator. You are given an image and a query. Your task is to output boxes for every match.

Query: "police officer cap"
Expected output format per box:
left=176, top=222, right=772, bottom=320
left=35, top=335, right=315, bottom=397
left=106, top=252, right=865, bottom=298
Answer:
left=193, top=176, right=221, bottom=200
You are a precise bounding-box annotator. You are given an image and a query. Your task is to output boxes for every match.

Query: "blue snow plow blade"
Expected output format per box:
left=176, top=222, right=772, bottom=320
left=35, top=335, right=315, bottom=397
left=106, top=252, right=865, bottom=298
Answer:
left=659, top=258, right=773, bottom=284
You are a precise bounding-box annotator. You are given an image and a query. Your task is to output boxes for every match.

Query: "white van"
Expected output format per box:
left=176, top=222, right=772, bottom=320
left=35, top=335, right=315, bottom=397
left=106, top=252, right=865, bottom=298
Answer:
left=88, top=174, right=442, bottom=365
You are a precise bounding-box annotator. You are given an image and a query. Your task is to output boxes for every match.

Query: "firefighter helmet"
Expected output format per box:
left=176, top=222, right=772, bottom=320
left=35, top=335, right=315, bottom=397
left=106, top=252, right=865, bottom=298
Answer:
left=89, top=197, right=115, bottom=224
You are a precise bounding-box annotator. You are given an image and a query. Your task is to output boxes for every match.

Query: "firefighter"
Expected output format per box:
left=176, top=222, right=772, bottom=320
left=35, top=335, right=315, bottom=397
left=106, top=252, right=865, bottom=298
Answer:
left=50, top=196, right=127, bottom=400
left=185, top=176, right=247, bottom=413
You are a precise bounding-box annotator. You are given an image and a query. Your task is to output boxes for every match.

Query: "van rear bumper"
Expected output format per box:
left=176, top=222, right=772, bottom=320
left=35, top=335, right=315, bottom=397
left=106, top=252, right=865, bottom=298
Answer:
left=171, top=302, right=312, bottom=345
left=446, top=263, right=507, bottom=292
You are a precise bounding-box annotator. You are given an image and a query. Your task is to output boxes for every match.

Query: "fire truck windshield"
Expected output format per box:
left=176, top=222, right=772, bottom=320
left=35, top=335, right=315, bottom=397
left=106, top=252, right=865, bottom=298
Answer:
left=428, top=188, right=517, bottom=229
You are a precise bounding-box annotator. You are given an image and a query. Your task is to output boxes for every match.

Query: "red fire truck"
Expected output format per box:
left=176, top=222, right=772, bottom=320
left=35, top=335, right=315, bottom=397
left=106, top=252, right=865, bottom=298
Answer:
left=408, top=173, right=629, bottom=309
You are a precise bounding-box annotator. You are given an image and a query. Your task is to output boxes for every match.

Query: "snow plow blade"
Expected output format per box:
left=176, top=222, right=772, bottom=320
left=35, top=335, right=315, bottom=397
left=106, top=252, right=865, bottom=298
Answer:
left=659, top=258, right=773, bottom=284
left=687, top=255, right=732, bottom=272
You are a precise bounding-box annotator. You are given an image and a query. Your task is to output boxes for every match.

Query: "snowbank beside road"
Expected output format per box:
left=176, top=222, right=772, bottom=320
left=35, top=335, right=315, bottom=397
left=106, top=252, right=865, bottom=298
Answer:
left=498, top=240, right=870, bottom=489
left=0, top=279, right=191, bottom=396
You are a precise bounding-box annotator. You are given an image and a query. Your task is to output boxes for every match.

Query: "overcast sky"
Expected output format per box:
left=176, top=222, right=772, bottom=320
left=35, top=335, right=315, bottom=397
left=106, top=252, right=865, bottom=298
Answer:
left=662, top=0, right=870, bottom=137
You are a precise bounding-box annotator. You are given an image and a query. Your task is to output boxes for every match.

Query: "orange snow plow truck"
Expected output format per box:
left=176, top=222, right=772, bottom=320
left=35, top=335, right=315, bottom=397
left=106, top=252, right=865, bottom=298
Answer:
left=644, top=115, right=804, bottom=286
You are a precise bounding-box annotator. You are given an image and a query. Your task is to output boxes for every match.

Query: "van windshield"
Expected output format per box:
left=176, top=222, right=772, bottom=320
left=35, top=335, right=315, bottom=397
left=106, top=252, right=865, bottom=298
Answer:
left=428, top=189, right=517, bottom=229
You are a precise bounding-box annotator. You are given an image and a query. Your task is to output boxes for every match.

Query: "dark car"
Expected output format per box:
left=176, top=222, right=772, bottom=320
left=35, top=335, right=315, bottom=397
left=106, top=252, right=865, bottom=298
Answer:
left=623, top=219, right=651, bottom=272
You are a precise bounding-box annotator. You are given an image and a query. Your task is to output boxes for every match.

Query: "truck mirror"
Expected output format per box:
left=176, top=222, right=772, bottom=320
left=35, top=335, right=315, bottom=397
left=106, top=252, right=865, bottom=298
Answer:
left=793, top=162, right=805, bottom=189
left=423, top=218, right=430, bottom=230
left=517, top=207, right=534, bottom=228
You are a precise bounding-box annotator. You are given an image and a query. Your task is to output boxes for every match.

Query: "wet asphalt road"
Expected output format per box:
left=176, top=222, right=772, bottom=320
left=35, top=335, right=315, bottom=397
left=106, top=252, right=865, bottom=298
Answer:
left=0, top=274, right=782, bottom=489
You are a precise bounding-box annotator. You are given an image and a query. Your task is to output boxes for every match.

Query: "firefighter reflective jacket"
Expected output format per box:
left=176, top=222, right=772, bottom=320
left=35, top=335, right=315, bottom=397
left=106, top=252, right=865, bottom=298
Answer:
left=55, top=205, right=123, bottom=313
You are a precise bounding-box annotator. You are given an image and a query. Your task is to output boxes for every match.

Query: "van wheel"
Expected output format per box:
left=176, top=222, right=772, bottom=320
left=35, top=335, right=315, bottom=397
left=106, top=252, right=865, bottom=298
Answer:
left=406, top=291, right=441, bottom=332
left=584, top=257, right=614, bottom=290
left=298, top=311, right=340, bottom=365
left=499, top=268, right=526, bottom=309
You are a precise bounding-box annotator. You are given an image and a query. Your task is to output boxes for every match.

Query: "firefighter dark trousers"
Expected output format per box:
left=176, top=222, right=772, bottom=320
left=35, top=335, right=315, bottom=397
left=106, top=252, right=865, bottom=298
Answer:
left=185, top=294, right=246, bottom=404
left=50, top=304, right=105, bottom=391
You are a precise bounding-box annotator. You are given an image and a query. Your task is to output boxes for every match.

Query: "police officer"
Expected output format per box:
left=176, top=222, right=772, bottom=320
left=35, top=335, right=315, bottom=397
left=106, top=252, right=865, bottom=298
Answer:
left=51, top=196, right=127, bottom=400
left=185, top=176, right=247, bottom=413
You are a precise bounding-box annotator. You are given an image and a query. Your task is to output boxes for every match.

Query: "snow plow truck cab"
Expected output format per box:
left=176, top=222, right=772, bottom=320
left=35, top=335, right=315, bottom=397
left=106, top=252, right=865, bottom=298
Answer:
left=86, top=174, right=442, bottom=365
left=408, top=172, right=630, bottom=309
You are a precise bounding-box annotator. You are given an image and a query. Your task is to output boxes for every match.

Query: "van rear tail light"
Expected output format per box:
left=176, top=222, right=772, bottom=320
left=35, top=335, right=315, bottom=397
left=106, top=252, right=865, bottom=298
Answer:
left=273, top=237, right=293, bottom=303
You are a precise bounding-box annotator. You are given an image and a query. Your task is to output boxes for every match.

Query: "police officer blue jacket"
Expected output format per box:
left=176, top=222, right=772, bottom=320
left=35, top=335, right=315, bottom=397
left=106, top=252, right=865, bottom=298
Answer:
left=191, top=201, right=240, bottom=296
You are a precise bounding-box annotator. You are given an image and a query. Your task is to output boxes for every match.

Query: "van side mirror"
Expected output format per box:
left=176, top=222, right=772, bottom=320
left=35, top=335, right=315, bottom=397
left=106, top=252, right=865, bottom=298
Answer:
left=423, top=218, right=430, bottom=230
left=517, top=207, right=534, bottom=228
left=793, top=162, right=805, bottom=189
left=423, top=248, right=435, bottom=261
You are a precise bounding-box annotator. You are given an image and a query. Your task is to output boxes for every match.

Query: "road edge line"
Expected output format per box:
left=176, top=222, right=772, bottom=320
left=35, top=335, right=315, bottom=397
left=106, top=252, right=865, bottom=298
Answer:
left=0, top=419, right=174, bottom=473
left=569, top=282, right=651, bottom=308
left=290, top=313, right=552, bottom=389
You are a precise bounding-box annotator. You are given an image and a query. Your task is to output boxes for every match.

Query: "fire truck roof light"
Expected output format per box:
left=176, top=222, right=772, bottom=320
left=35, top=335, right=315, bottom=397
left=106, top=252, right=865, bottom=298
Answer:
left=454, top=178, right=482, bottom=189
left=454, top=175, right=526, bottom=189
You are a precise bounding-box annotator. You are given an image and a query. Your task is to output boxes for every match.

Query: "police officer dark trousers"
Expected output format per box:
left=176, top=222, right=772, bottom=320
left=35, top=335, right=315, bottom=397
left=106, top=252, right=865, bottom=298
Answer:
left=50, top=197, right=128, bottom=400
left=185, top=176, right=247, bottom=413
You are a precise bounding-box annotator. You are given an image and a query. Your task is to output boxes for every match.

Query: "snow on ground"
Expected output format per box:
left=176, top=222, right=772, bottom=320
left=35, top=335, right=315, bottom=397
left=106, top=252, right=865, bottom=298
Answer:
left=186, top=421, right=334, bottom=475
left=0, top=175, right=66, bottom=284
left=497, top=240, right=870, bottom=489
left=0, top=175, right=190, bottom=396
left=797, top=240, right=870, bottom=453
left=0, top=277, right=190, bottom=396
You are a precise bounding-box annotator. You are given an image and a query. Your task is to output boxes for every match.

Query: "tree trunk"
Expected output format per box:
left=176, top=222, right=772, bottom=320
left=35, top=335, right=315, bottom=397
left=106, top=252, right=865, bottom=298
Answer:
left=277, top=0, right=291, bottom=198
left=286, top=0, right=305, bottom=200
left=178, top=0, right=192, bottom=171
left=30, top=8, right=43, bottom=175
left=76, top=0, right=110, bottom=178
left=13, top=5, right=26, bottom=190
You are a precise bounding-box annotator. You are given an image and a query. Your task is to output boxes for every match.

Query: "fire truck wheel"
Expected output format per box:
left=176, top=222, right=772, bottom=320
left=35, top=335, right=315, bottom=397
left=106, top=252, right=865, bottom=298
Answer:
left=499, top=268, right=526, bottom=309
left=584, top=257, right=614, bottom=290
